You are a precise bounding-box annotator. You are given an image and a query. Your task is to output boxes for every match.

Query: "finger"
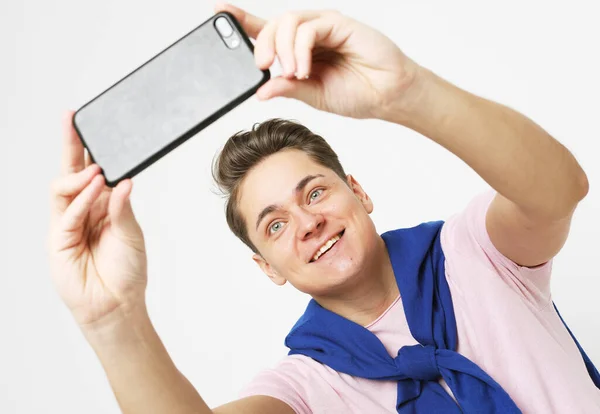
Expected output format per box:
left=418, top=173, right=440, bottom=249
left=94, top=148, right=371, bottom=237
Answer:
left=254, top=19, right=278, bottom=69
left=275, top=13, right=303, bottom=78
left=255, top=11, right=322, bottom=70
left=84, top=148, right=92, bottom=168
left=61, top=110, right=85, bottom=176
left=51, top=164, right=102, bottom=213
left=108, top=179, right=141, bottom=239
left=88, top=189, right=111, bottom=229
left=275, top=12, right=324, bottom=77
left=60, top=174, right=105, bottom=232
left=295, top=17, right=335, bottom=79
left=257, top=76, right=321, bottom=109
left=214, top=2, right=265, bottom=39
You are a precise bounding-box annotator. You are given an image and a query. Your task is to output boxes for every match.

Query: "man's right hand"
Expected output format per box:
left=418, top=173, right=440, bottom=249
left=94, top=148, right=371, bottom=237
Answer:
left=47, top=110, right=148, bottom=331
left=45, top=111, right=294, bottom=414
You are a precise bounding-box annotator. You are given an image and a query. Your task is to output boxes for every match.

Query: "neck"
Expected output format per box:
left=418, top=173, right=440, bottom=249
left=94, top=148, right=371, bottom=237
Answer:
left=313, top=236, right=399, bottom=327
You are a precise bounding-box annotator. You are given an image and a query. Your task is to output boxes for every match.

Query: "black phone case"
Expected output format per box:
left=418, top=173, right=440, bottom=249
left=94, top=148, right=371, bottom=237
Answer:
left=73, top=12, right=270, bottom=187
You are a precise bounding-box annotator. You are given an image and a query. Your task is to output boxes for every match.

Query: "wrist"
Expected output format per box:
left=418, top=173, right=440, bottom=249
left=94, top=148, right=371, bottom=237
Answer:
left=76, top=301, right=209, bottom=413
left=80, top=301, right=153, bottom=349
left=378, top=66, right=462, bottom=132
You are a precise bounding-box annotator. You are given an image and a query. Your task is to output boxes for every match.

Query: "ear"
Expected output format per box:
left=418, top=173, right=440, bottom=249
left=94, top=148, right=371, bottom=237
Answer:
left=252, top=254, right=287, bottom=286
left=346, top=174, right=373, bottom=214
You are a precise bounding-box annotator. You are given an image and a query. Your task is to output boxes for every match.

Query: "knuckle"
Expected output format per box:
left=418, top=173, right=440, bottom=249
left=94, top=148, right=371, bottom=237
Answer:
left=281, top=12, right=300, bottom=25
left=324, top=9, right=342, bottom=17
left=297, top=21, right=314, bottom=36
left=50, top=178, right=62, bottom=196
left=258, top=20, right=276, bottom=42
left=323, top=9, right=343, bottom=22
left=264, top=18, right=278, bottom=33
left=296, top=26, right=314, bottom=48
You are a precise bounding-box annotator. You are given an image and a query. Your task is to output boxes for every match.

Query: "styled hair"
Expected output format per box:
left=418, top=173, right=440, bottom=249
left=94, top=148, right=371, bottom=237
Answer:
left=212, top=119, right=347, bottom=253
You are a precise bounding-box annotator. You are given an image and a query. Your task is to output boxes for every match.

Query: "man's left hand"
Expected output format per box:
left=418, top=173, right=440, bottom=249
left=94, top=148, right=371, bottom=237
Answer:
left=215, top=3, right=424, bottom=120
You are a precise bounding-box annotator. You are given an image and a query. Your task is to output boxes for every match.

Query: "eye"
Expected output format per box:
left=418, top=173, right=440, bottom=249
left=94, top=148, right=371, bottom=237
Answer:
left=269, top=221, right=284, bottom=235
left=309, top=189, right=323, bottom=203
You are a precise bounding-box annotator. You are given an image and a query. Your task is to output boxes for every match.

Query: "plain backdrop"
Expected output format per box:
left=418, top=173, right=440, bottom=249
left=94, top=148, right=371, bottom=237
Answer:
left=1, top=0, right=599, bottom=412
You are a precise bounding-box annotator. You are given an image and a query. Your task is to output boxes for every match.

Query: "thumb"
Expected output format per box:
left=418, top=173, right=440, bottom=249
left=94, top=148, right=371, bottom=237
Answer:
left=108, top=179, right=141, bottom=240
left=257, top=76, right=322, bottom=109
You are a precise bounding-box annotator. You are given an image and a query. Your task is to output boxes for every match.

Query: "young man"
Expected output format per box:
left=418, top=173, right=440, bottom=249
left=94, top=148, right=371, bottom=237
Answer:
left=47, top=3, right=599, bottom=413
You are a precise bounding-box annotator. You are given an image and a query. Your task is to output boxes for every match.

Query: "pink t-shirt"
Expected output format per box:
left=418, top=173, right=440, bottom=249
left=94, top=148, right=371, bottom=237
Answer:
left=239, top=189, right=600, bottom=413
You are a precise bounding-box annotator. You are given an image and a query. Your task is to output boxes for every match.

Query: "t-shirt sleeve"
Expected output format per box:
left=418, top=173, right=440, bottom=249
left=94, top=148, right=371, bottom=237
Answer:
left=442, top=188, right=553, bottom=308
left=238, top=358, right=311, bottom=414
left=239, top=355, right=359, bottom=414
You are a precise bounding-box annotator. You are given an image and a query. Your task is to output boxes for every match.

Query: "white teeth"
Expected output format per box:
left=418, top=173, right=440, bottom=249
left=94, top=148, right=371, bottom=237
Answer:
left=312, top=234, right=341, bottom=262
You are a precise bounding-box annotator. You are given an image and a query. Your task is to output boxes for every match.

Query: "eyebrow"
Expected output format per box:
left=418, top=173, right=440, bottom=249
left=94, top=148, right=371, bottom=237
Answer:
left=255, top=174, right=325, bottom=231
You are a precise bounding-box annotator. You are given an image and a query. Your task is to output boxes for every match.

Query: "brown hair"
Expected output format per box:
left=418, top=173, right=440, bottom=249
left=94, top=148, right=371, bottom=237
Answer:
left=212, top=118, right=347, bottom=254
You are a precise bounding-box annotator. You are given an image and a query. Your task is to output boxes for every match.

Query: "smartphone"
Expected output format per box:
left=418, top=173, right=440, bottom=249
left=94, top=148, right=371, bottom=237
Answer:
left=73, top=12, right=270, bottom=187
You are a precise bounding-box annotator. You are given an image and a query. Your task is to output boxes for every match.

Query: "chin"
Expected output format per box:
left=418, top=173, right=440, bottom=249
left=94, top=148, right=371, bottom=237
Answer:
left=302, top=227, right=379, bottom=295
left=320, top=253, right=372, bottom=295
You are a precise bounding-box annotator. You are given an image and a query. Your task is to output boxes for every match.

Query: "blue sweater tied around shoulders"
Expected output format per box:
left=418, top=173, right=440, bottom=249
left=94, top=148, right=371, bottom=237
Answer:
left=285, top=221, right=600, bottom=413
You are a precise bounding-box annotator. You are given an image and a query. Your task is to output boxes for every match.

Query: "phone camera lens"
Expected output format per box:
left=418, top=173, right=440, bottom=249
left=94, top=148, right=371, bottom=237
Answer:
left=215, top=17, right=234, bottom=38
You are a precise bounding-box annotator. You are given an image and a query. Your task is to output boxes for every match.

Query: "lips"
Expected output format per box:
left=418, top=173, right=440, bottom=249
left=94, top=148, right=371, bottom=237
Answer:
left=309, top=230, right=345, bottom=263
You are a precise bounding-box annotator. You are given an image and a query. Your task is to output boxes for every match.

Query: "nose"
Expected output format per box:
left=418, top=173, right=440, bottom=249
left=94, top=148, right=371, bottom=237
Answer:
left=294, top=207, right=324, bottom=240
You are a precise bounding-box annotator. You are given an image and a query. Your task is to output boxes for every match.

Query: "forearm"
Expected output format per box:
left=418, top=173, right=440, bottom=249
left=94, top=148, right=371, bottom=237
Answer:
left=82, top=305, right=212, bottom=414
left=385, top=67, right=589, bottom=220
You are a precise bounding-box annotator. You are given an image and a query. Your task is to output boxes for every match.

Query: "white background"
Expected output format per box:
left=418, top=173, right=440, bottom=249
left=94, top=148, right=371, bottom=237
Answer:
left=1, top=0, right=599, bottom=412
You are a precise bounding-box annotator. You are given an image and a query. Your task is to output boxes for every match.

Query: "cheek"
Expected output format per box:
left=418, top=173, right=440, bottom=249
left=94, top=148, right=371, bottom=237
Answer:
left=322, top=197, right=353, bottom=217
left=343, top=201, right=369, bottom=224
left=270, top=233, right=300, bottom=266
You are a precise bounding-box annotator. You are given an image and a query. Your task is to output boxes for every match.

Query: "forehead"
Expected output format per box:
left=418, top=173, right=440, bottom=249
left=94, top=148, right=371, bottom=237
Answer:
left=238, top=150, right=334, bottom=221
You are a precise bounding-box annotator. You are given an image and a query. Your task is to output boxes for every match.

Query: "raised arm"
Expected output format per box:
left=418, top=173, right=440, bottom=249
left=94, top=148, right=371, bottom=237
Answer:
left=47, top=111, right=293, bottom=414
left=216, top=2, right=589, bottom=268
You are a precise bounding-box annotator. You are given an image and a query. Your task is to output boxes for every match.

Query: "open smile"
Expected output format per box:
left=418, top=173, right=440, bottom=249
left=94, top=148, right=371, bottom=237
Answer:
left=309, top=230, right=345, bottom=263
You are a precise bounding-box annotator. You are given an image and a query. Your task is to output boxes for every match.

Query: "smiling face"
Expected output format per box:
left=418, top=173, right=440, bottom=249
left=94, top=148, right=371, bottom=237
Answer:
left=238, top=149, right=380, bottom=298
